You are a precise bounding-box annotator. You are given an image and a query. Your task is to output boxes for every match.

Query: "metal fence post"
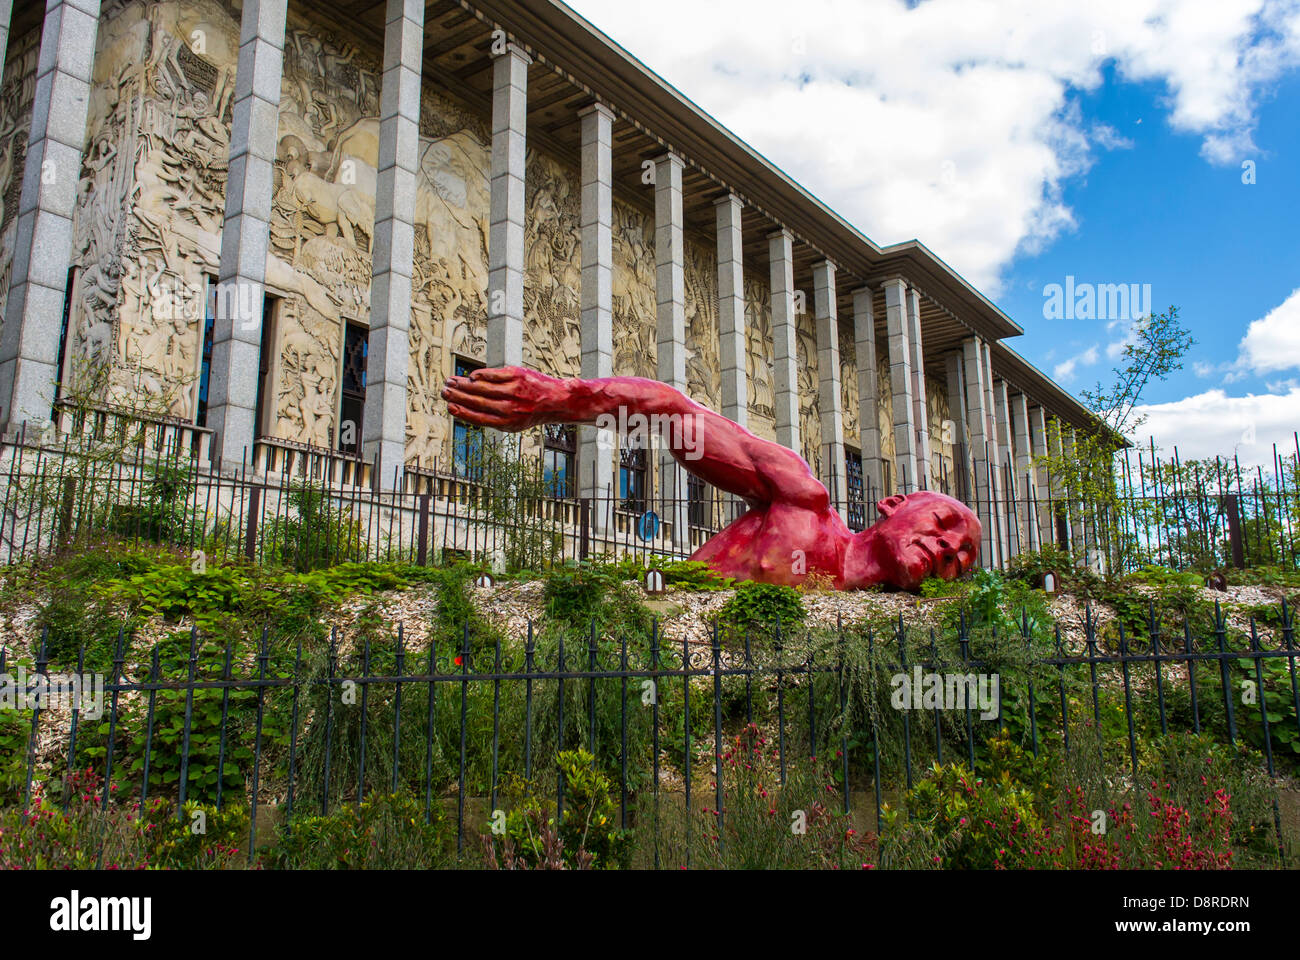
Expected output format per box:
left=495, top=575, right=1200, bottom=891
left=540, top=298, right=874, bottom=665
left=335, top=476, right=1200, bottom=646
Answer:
left=244, top=485, right=260, bottom=562
left=1224, top=493, right=1245, bottom=568
left=417, top=492, right=430, bottom=565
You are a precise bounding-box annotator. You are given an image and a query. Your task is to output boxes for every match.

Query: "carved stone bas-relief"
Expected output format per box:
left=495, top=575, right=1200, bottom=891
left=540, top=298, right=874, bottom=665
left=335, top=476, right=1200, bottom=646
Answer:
left=14, top=0, right=902, bottom=487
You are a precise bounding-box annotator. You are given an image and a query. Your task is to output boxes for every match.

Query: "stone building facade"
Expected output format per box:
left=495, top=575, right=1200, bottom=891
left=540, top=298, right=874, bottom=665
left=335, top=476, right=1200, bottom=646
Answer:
left=0, top=0, right=1107, bottom=565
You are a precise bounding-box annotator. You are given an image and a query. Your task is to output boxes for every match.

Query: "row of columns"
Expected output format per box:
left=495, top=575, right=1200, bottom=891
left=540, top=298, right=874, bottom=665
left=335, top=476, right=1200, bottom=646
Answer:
left=0, top=0, right=101, bottom=433
left=948, top=331, right=1094, bottom=566
left=0, top=0, right=1094, bottom=571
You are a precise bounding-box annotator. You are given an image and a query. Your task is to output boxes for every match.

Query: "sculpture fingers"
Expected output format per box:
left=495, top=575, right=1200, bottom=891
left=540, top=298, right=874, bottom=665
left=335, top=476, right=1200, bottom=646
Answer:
left=468, top=366, right=523, bottom=383
left=445, top=375, right=516, bottom=400
left=441, top=384, right=521, bottom=417
left=444, top=402, right=521, bottom=431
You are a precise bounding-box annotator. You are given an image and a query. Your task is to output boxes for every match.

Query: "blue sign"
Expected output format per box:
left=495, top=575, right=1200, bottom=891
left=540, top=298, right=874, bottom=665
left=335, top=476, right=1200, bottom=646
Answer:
left=637, top=511, right=660, bottom=542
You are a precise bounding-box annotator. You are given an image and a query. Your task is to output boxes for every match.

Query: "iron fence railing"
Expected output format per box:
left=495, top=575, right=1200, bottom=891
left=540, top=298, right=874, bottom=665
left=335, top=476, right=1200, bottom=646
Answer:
left=0, top=425, right=1298, bottom=575
left=7, top=601, right=1299, bottom=865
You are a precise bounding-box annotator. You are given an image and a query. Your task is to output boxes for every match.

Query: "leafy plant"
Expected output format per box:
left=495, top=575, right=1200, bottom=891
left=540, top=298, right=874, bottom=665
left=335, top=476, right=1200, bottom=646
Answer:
left=266, top=792, right=453, bottom=869
left=719, top=582, right=805, bottom=642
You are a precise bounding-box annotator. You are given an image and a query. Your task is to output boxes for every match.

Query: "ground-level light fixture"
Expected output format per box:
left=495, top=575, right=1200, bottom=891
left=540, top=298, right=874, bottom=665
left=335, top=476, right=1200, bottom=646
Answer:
left=1040, top=570, right=1060, bottom=595
left=474, top=573, right=495, bottom=589
left=644, top=568, right=667, bottom=595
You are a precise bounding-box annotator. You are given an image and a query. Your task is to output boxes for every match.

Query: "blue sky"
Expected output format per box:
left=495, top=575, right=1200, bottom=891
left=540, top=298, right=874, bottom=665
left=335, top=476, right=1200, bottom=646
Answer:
left=1001, top=66, right=1300, bottom=409
left=568, top=0, right=1300, bottom=465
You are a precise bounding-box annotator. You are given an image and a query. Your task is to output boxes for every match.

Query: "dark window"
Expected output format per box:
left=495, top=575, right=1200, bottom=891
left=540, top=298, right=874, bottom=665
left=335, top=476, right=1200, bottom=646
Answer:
left=619, top=443, right=647, bottom=515
left=845, top=446, right=866, bottom=532
left=196, top=280, right=217, bottom=427
left=452, top=356, right=484, bottom=479
left=542, top=423, right=575, bottom=498
left=252, top=294, right=277, bottom=444
left=338, top=322, right=367, bottom=455
left=52, top=268, right=77, bottom=414
left=687, top=473, right=707, bottom=528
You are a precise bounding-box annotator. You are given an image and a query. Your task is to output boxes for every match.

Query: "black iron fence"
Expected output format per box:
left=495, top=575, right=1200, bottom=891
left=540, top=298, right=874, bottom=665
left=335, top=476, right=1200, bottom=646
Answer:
left=0, top=423, right=1299, bottom=576
left=7, top=600, right=1299, bottom=866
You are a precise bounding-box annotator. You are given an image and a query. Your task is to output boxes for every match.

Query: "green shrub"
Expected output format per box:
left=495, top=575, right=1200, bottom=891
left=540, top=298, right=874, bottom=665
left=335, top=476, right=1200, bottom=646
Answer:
left=259, top=485, right=367, bottom=572
left=265, top=792, right=453, bottom=869
left=719, top=582, right=805, bottom=642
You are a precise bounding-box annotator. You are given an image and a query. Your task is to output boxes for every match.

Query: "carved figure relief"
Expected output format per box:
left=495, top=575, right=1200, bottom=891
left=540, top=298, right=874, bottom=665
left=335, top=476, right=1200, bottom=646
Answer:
left=840, top=325, right=859, bottom=445
left=743, top=275, right=776, bottom=439
left=611, top=204, right=656, bottom=380
left=796, top=303, right=820, bottom=473
left=0, top=28, right=40, bottom=352
left=684, top=241, right=720, bottom=409
left=44, top=0, right=869, bottom=484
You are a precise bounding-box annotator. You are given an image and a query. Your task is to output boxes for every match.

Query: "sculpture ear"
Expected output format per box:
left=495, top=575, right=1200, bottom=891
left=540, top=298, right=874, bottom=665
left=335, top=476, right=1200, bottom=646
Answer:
left=876, top=494, right=907, bottom=518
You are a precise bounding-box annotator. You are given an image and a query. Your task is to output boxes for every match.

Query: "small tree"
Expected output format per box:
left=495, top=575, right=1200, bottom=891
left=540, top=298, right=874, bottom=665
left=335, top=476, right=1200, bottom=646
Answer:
left=1036, top=307, right=1195, bottom=568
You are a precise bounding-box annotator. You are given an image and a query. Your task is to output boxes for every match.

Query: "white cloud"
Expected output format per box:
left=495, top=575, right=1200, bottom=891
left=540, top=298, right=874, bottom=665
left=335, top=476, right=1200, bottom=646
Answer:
left=1053, top=344, right=1100, bottom=381
left=1236, top=286, right=1300, bottom=374
left=570, top=0, right=1300, bottom=292
left=1132, top=386, right=1300, bottom=468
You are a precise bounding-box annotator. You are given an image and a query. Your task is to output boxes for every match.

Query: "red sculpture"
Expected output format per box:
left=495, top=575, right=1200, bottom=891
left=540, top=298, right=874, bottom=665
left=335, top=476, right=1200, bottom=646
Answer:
left=443, top=367, right=981, bottom=591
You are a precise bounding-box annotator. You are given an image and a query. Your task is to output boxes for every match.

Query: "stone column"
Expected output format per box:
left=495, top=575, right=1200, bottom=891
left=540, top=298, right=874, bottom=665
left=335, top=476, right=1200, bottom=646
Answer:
left=1067, top=426, right=1088, bottom=561
left=982, top=342, right=1008, bottom=566
left=853, top=288, right=883, bottom=505
left=992, top=379, right=1020, bottom=556
left=882, top=278, right=917, bottom=493
left=944, top=351, right=969, bottom=500
left=715, top=193, right=746, bottom=520
left=578, top=103, right=614, bottom=530
left=905, top=285, right=931, bottom=490
left=1010, top=391, right=1038, bottom=552
left=812, top=260, right=845, bottom=506
left=961, top=337, right=996, bottom=568
left=768, top=229, right=799, bottom=452
left=654, top=152, right=688, bottom=551
left=0, top=0, right=13, bottom=87
left=1030, top=404, right=1053, bottom=549
left=362, top=0, right=424, bottom=487
left=487, top=42, right=530, bottom=368
left=0, top=0, right=101, bottom=436
left=715, top=195, right=746, bottom=428
left=1047, top=416, right=1070, bottom=553
left=206, top=0, right=287, bottom=470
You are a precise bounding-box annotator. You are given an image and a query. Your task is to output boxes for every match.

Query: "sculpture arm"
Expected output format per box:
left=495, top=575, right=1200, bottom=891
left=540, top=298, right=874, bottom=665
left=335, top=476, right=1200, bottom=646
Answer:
left=442, top=366, right=828, bottom=510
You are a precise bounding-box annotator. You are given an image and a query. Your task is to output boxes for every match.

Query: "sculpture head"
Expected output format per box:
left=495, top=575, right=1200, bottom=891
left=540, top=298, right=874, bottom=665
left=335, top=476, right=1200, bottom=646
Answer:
left=844, top=490, right=981, bottom=591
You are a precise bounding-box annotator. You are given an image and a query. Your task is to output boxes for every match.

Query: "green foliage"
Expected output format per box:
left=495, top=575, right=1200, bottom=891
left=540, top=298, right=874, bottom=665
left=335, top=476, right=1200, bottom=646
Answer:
left=0, top=707, right=30, bottom=802
left=33, top=586, right=123, bottom=671
left=84, top=630, right=293, bottom=804
left=892, top=757, right=1047, bottom=869
left=886, top=729, right=1284, bottom=869
left=719, top=582, right=805, bottom=641
left=648, top=559, right=734, bottom=591
left=485, top=751, right=630, bottom=870
left=104, top=459, right=203, bottom=546
left=641, top=726, right=874, bottom=870
left=458, top=433, right=566, bottom=573
left=0, top=768, right=249, bottom=870
left=1082, top=306, right=1195, bottom=436
left=146, top=800, right=250, bottom=868
left=259, top=485, right=367, bottom=572
left=542, top=563, right=653, bottom=638
left=266, top=793, right=453, bottom=869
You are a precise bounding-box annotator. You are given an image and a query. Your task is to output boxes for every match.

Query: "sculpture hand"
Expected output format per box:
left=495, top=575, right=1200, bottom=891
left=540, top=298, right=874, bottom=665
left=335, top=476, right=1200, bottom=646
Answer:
left=441, top=366, right=568, bottom=432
